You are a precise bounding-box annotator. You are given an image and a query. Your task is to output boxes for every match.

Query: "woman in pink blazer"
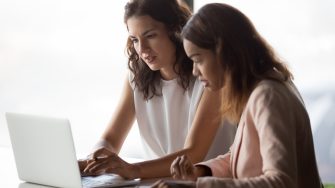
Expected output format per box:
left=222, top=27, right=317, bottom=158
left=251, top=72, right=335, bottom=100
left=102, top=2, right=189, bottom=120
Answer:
left=152, top=3, right=323, bottom=188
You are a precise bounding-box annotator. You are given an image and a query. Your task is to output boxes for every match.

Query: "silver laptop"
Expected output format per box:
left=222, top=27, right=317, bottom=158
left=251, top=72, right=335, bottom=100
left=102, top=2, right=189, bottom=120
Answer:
left=6, top=112, right=140, bottom=188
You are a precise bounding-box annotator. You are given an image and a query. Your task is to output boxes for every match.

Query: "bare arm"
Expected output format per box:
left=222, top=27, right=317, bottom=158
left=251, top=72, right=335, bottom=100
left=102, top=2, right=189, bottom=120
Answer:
left=79, top=76, right=136, bottom=175
left=98, top=76, right=136, bottom=154
left=134, top=88, right=222, bottom=178
left=82, top=87, right=223, bottom=179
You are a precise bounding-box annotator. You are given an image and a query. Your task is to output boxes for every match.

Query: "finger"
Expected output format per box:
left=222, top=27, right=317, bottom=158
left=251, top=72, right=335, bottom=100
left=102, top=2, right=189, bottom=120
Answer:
left=151, top=180, right=168, bottom=188
left=83, top=161, right=94, bottom=173
left=170, top=158, right=177, bottom=176
left=88, top=160, right=110, bottom=173
left=89, top=159, right=117, bottom=176
left=171, top=156, right=182, bottom=179
left=151, top=180, right=162, bottom=188
left=78, top=160, right=87, bottom=172
left=91, top=168, right=108, bottom=176
left=183, top=155, right=196, bottom=180
left=170, top=157, right=178, bottom=178
left=86, top=152, right=124, bottom=174
left=158, top=183, right=168, bottom=188
left=83, top=159, right=106, bottom=173
left=179, top=155, right=193, bottom=179
left=179, top=155, right=187, bottom=177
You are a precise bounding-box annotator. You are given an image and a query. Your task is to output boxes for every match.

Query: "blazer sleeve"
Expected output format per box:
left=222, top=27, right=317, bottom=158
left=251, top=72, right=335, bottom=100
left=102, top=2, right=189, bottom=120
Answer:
left=196, top=82, right=305, bottom=188
left=196, top=152, right=232, bottom=178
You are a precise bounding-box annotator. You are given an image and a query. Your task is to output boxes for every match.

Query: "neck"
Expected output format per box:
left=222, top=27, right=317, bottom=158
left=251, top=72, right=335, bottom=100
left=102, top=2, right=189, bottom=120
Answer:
left=160, top=65, right=178, bottom=80
left=160, top=69, right=177, bottom=80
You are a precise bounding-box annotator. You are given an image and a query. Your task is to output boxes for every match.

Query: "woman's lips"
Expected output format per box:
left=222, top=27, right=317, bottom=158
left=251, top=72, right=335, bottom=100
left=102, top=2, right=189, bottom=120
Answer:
left=144, top=56, right=156, bottom=64
left=200, top=79, right=209, bottom=87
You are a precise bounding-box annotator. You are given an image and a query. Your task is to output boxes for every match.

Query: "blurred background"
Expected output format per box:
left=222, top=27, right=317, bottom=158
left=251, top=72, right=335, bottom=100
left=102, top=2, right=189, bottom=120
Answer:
left=0, top=0, right=334, bottom=183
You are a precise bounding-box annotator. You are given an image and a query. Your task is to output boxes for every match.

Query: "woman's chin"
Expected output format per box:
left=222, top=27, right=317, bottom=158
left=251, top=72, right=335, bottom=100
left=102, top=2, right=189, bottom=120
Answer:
left=147, top=64, right=160, bottom=71
left=206, top=84, right=221, bottom=91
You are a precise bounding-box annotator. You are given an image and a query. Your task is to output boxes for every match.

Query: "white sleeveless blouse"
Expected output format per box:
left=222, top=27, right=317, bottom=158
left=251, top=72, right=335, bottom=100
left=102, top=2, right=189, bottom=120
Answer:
left=129, top=72, right=235, bottom=160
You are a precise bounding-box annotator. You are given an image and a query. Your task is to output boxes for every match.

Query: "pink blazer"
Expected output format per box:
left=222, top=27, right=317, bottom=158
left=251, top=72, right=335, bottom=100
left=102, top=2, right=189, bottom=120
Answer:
left=197, top=78, right=322, bottom=188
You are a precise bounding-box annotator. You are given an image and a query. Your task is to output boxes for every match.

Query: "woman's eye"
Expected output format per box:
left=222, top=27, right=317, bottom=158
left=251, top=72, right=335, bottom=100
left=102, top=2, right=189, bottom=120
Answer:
left=146, top=33, right=156, bottom=38
left=130, top=38, right=138, bottom=43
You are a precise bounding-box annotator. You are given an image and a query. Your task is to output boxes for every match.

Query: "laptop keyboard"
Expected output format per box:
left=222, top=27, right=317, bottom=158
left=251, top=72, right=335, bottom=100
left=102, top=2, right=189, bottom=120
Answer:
left=82, top=174, right=139, bottom=188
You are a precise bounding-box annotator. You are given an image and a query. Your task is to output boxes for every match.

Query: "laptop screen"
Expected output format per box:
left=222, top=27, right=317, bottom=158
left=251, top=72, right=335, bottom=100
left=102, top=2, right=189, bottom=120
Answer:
left=6, top=112, right=141, bottom=188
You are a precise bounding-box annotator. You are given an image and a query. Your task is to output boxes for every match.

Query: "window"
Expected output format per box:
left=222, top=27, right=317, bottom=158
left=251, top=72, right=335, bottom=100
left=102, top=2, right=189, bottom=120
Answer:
left=0, top=0, right=142, bottom=158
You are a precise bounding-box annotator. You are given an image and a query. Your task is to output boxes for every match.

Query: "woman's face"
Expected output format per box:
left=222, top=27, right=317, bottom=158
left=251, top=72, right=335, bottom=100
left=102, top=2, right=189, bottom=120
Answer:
left=183, top=39, right=223, bottom=91
left=127, top=15, right=176, bottom=79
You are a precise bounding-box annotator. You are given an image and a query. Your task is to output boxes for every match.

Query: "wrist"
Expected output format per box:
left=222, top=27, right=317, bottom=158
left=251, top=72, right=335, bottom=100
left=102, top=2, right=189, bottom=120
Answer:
left=93, top=139, right=115, bottom=152
left=129, top=163, right=141, bottom=179
left=86, top=139, right=113, bottom=159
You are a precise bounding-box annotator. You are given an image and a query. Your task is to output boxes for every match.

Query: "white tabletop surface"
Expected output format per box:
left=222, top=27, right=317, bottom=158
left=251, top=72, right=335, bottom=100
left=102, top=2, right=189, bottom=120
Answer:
left=0, top=146, right=157, bottom=188
left=0, top=147, right=55, bottom=188
left=0, top=146, right=23, bottom=188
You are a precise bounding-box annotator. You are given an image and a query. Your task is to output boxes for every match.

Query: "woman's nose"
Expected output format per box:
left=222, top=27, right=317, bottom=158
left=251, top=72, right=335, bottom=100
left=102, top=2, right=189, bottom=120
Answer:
left=138, top=40, right=149, bottom=54
left=192, top=64, right=200, bottom=76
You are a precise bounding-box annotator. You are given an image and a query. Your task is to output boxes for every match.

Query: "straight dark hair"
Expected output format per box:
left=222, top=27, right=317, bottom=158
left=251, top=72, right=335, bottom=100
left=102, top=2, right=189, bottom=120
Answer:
left=182, top=3, right=293, bottom=123
left=124, top=0, right=193, bottom=100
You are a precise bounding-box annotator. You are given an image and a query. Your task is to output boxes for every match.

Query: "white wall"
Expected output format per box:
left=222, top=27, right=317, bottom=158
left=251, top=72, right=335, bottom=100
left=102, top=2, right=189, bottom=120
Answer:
left=0, top=0, right=142, bottom=158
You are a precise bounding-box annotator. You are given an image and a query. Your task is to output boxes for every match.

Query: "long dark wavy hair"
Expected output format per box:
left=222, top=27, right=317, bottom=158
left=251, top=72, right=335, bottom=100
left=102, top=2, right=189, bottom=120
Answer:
left=182, top=3, right=293, bottom=123
left=124, top=0, right=193, bottom=100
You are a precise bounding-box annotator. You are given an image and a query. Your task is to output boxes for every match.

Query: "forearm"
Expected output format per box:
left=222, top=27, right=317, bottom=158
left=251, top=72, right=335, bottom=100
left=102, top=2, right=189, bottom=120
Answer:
left=101, top=114, right=135, bottom=154
left=134, top=148, right=202, bottom=179
left=101, top=77, right=135, bottom=153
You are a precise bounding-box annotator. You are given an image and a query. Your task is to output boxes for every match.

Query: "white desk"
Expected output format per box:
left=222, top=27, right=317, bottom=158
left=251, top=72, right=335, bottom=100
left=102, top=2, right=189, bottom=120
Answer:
left=0, top=146, right=22, bottom=188
left=0, top=147, right=56, bottom=188
left=0, top=146, right=158, bottom=188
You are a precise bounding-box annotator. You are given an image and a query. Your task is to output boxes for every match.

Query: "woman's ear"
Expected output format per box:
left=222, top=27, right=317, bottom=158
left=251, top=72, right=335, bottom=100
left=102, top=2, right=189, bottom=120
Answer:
left=167, top=28, right=182, bottom=45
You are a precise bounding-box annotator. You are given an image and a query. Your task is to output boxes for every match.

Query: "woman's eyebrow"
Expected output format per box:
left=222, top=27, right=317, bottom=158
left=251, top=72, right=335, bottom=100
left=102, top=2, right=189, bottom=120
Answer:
left=141, top=28, right=156, bottom=36
left=129, top=28, right=156, bottom=38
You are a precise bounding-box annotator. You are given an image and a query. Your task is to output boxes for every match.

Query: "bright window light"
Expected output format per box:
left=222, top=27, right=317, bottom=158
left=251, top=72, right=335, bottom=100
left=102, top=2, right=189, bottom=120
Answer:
left=0, top=0, right=142, bottom=158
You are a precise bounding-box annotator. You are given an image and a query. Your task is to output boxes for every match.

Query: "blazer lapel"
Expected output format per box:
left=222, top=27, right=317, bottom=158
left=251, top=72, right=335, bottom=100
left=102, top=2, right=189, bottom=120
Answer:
left=231, top=111, right=246, bottom=178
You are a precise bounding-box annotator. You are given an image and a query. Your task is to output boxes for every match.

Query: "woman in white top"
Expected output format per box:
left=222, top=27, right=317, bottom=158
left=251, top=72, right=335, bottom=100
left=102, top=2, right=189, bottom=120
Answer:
left=78, top=0, right=235, bottom=179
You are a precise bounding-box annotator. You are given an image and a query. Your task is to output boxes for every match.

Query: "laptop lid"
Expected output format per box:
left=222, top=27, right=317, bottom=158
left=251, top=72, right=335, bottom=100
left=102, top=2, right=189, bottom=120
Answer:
left=6, top=112, right=82, bottom=188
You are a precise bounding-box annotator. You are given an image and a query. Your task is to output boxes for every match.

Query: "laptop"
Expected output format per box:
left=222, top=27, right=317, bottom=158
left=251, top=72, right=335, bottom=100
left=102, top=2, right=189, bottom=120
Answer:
left=6, top=112, right=140, bottom=188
